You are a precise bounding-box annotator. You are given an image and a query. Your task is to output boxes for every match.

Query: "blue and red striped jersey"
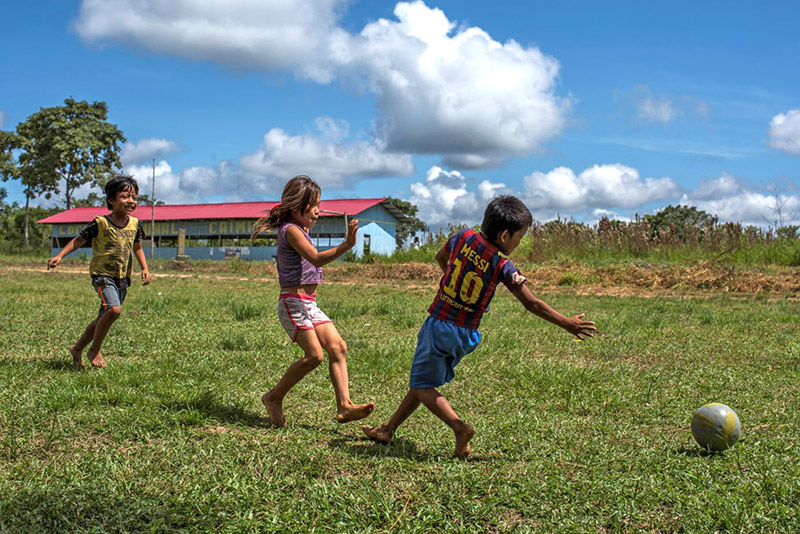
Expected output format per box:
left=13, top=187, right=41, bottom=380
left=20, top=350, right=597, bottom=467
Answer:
left=428, top=228, right=527, bottom=329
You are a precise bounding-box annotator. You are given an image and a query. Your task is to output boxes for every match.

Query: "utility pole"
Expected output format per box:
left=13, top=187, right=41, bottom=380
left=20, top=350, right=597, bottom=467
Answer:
left=150, top=158, right=156, bottom=260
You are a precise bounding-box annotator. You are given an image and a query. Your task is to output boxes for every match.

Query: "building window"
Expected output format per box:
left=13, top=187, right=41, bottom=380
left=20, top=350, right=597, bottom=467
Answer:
left=363, top=234, right=371, bottom=255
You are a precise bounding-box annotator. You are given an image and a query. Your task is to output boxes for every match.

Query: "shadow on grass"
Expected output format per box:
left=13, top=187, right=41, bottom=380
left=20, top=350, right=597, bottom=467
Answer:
left=673, top=445, right=727, bottom=457
left=0, top=356, right=78, bottom=372
left=160, top=391, right=348, bottom=435
left=160, top=390, right=272, bottom=428
left=328, top=436, right=495, bottom=463
left=328, top=436, right=427, bottom=460
left=39, top=359, right=79, bottom=371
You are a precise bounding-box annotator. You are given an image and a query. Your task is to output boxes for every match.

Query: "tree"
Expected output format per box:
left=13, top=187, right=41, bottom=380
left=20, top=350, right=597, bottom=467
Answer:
left=761, top=182, right=797, bottom=230
left=0, top=133, right=14, bottom=170
left=72, top=192, right=106, bottom=207
left=16, top=98, right=126, bottom=211
left=644, top=205, right=717, bottom=241
left=386, top=197, right=428, bottom=249
left=136, top=194, right=165, bottom=207
left=1, top=99, right=125, bottom=246
left=0, top=191, right=58, bottom=250
left=0, top=129, right=54, bottom=247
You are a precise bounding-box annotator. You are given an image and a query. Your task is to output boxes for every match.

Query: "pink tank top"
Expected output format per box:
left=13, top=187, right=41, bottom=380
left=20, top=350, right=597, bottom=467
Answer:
left=276, top=223, right=323, bottom=287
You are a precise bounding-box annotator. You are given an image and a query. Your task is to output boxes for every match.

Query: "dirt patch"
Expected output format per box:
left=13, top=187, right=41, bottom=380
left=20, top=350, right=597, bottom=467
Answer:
left=331, top=261, right=800, bottom=296
left=516, top=261, right=800, bottom=296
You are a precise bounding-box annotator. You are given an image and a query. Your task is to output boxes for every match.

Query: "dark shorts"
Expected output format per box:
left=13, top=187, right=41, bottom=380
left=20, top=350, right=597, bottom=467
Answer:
left=92, top=276, right=128, bottom=317
left=409, top=316, right=482, bottom=389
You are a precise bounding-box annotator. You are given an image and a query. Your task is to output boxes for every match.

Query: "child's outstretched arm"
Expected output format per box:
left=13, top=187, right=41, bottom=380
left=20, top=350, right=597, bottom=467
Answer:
left=47, top=236, right=87, bottom=270
left=133, top=242, right=151, bottom=285
left=286, top=218, right=359, bottom=267
left=510, top=284, right=597, bottom=340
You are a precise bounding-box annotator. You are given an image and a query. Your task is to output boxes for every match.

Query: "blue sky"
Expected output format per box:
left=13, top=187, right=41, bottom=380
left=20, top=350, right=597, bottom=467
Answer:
left=2, top=0, right=799, bottom=227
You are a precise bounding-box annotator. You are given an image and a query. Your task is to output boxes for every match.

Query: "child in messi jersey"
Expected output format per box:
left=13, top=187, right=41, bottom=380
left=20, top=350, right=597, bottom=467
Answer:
left=363, top=195, right=597, bottom=457
left=48, top=174, right=151, bottom=369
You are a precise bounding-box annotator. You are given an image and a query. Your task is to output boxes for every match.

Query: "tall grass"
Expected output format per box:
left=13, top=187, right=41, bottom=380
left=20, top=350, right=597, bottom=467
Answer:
left=379, top=219, right=800, bottom=267
left=0, top=241, right=50, bottom=258
left=7, top=216, right=800, bottom=268
left=521, top=217, right=800, bottom=266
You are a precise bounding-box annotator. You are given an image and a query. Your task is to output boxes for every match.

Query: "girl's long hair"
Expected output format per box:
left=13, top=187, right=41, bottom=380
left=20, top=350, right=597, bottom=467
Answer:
left=251, top=175, right=321, bottom=239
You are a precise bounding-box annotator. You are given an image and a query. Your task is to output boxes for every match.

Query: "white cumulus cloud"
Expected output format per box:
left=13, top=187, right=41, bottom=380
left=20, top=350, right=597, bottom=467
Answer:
left=121, top=123, right=414, bottom=204
left=74, top=0, right=347, bottom=82
left=409, top=166, right=510, bottom=226
left=690, top=173, right=741, bottom=201
left=121, top=138, right=182, bottom=166
left=522, top=164, right=680, bottom=215
left=75, top=0, right=569, bottom=167
left=591, top=209, right=631, bottom=223
left=343, top=1, right=568, bottom=166
left=768, top=109, right=800, bottom=156
left=126, top=160, right=221, bottom=204
left=406, top=163, right=683, bottom=227
left=680, top=175, right=800, bottom=227
left=239, top=126, right=413, bottom=190
left=68, top=119, right=415, bottom=205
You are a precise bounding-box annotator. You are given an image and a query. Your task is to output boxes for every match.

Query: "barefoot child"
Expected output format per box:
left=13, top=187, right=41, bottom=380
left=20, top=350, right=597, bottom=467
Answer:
left=47, top=174, right=151, bottom=368
left=363, top=195, right=597, bottom=457
left=253, top=175, right=374, bottom=426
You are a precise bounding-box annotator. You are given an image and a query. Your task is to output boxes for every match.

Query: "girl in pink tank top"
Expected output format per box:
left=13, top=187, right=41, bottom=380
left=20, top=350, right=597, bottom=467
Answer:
left=251, top=175, right=375, bottom=427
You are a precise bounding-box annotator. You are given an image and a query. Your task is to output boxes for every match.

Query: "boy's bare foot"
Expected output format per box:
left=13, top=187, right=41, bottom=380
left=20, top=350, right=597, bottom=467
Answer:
left=262, top=393, right=286, bottom=427
left=86, top=350, right=106, bottom=368
left=70, top=345, right=83, bottom=369
left=362, top=424, right=393, bottom=444
left=453, top=422, right=474, bottom=458
left=337, top=402, right=375, bottom=424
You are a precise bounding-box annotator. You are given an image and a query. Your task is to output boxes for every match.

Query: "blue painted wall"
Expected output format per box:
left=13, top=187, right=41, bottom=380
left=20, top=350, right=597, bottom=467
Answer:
left=353, top=222, right=395, bottom=257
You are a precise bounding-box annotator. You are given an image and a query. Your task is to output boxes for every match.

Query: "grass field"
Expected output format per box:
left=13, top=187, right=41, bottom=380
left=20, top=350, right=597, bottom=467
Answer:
left=1, top=263, right=799, bottom=532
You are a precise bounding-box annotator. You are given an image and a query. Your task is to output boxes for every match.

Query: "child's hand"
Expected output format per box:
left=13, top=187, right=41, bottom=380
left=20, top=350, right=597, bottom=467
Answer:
left=345, top=218, right=359, bottom=248
left=141, top=269, right=151, bottom=285
left=47, top=257, right=61, bottom=270
left=564, top=313, right=597, bottom=340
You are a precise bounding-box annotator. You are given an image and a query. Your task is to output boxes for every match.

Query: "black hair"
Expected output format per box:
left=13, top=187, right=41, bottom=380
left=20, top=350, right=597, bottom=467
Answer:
left=480, top=195, right=533, bottom=244
left=104, top=173, right=139, bottom=209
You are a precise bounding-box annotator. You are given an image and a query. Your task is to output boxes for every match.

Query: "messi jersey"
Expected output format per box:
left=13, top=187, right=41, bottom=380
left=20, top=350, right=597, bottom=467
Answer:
left=428, top=228, right=527, bottom=330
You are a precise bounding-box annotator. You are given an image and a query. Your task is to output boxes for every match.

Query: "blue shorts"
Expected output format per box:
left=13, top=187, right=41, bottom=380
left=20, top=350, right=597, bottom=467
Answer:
left=92, top=276, right=127, bottom=317
left=409, top=316, right=482, bottom=389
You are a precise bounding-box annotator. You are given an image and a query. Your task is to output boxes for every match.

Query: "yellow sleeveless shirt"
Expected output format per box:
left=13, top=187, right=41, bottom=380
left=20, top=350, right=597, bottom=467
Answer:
left=89, top=216, right=139, bottom=280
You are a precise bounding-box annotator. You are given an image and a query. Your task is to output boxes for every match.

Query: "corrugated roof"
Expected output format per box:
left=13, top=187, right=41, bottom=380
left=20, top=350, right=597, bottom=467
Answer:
left=37, top=198, right=401, bottom=224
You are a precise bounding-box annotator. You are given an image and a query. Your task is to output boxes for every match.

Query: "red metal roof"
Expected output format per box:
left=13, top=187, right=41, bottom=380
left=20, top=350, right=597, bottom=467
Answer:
left=38, top=198, right=389, bottom=224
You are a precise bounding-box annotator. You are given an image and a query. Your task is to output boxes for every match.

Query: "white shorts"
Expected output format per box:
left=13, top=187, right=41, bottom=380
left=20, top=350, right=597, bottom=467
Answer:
left=277, top=293, right=332, bottom=342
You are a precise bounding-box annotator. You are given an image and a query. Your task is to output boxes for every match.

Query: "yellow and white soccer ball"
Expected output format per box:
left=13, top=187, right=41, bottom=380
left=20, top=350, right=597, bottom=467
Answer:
left=691, top=403, right=741, bottom=451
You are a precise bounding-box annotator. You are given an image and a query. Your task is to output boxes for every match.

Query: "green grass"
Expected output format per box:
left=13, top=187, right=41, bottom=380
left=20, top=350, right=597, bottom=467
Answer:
left=1, top=268, right=798, bottom=532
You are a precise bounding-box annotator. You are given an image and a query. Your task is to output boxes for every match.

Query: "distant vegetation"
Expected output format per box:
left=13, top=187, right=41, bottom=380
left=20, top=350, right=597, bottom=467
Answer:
left=0, top=188, right=57, bottom=256
left=379, top=205, right=800, bottom=267
left=2, top=193, right=799, bottom=267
